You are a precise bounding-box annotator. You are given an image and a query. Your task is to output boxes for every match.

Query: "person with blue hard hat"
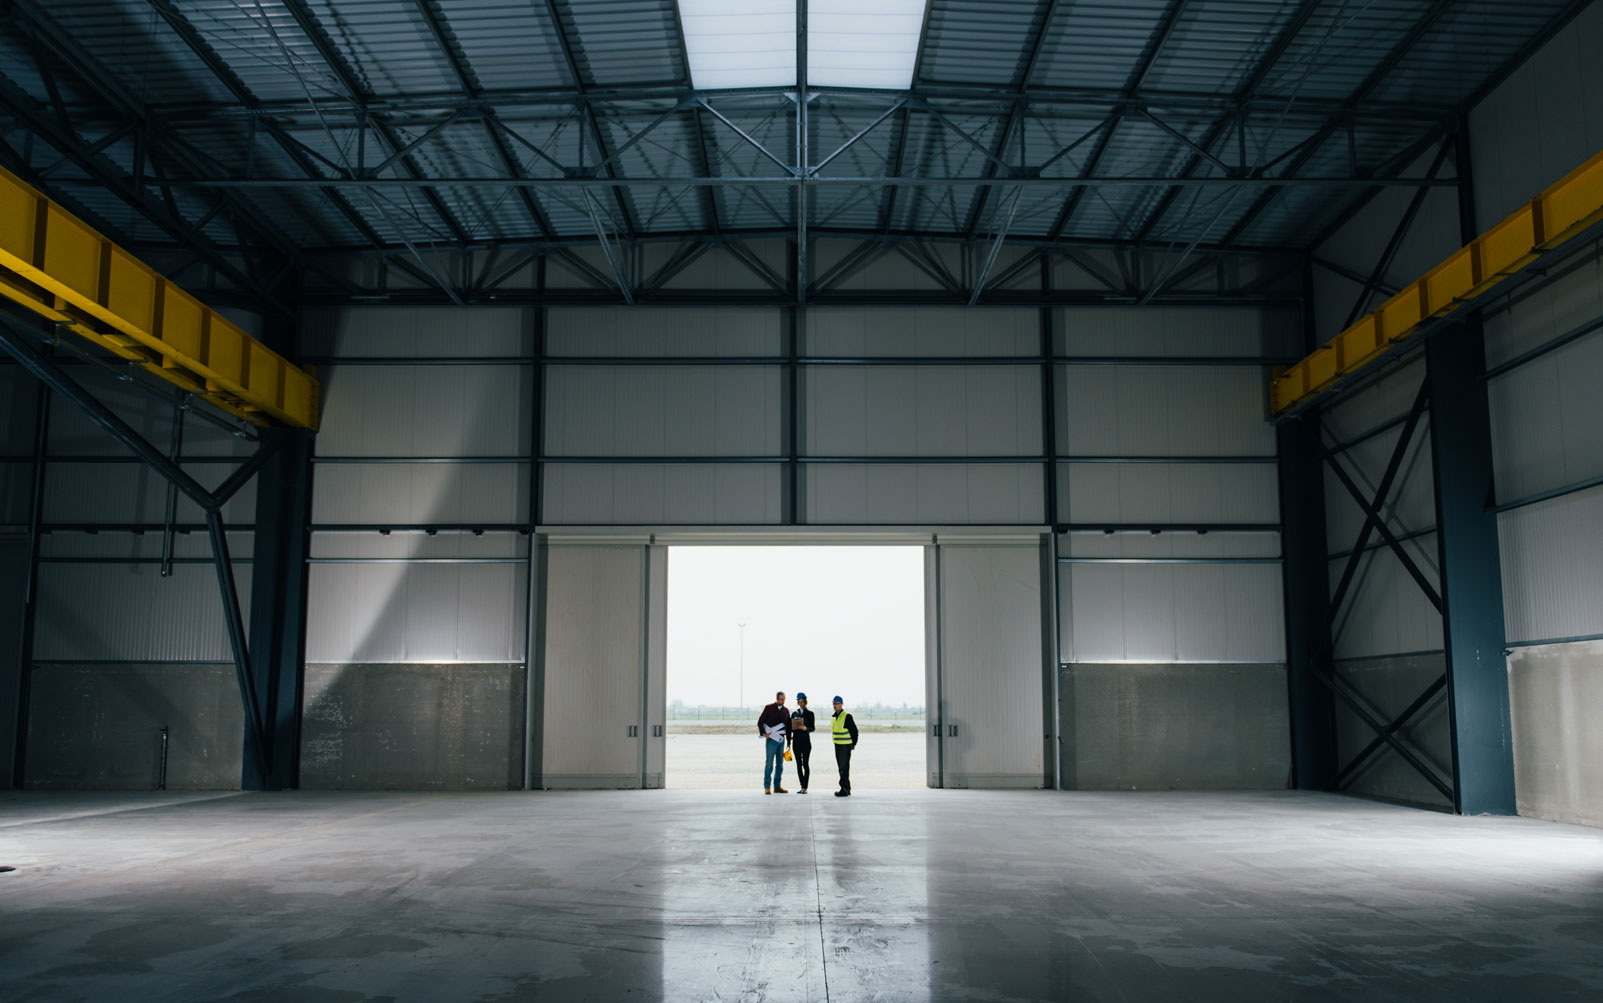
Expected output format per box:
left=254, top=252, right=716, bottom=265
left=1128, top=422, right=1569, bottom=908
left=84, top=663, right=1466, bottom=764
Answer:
left=789, top=693, right=816, bottom=793
left=830, top=695, right=859, bottom=797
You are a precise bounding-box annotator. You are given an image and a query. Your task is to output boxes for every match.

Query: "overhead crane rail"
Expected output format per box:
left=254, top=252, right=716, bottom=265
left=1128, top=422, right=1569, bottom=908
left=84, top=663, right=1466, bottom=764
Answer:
left=1272, top=148, right=1603, bottom=415
left=0, top=164, right=319, bottom=429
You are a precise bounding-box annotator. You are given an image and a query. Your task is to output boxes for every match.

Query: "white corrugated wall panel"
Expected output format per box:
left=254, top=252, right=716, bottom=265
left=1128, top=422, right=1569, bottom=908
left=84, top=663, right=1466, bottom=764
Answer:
left=546, top=306, right=782, bottom=357
left=311, top=462, right=527, bottom=525
left=541, top=462, right=783, bottom=525
left=305, top=562, right=526, bottom=662
left=1498, top=486, right=1603, bottom=643
left=806, top=463, right=1043, bottom=524
left=1057, top=366, right=1274, bottom=456
left=44, top=461, right=257, bottom=525
left=803, top=366, right=1040, bottom=457
left=317, top=365, right=531, bottom=458
left=805, top=307, right=1037, bottom=357
left=1061, top=530, right=1281, bottom=559
left=1054, top=305, right=1298, bottom=359
left=1322, top=428, right=1436, bottom=549
left=34, top=562, right=252, bottom=661
left=939, top=544, right=1044, bottom=787
left=1470, top=1, right=1603, bottom=224
left=1060, top=462, right=1278, bottom=524
left=1489, top=326, right=1603, bottom=502
left=1061, top=563, right=1285, bottom=663
left=544, top=366, right=781, bottom=457
left=541, top=545, right=644, bottom=786
left=300, top=306, right=533, bottom=358
left=1329, top=543, right=1444, bottom=660
left=1320, top=360, right=1426, bottom=444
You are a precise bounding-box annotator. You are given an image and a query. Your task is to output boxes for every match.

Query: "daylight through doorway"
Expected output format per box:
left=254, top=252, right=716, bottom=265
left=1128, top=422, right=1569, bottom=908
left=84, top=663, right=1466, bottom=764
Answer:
left=664, top=546, right=926, bottom=790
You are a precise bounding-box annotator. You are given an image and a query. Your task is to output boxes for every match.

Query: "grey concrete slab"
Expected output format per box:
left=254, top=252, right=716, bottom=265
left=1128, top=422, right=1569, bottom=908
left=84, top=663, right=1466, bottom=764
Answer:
left=0, top=790, right=1601, bottom=1001
left=1509, top=640, right=1603, bottom=828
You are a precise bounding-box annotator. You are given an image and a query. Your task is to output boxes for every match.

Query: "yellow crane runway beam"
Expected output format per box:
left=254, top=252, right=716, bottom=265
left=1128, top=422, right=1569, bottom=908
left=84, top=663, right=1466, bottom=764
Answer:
left=0, top=163, right=319, bottom=429
left=1272, top=149, right=1603, bottom=416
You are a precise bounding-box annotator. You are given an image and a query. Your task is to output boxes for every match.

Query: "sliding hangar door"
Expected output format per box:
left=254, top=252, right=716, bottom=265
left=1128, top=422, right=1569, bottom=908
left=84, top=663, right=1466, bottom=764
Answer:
left=532, top=534, right=1051, bottom=791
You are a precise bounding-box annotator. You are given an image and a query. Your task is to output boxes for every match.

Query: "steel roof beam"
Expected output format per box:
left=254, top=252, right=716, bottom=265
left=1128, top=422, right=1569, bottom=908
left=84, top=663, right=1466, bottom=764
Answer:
left=1216, top=0, right=1459, bottom=250
left=276, top=0, right=472, bottom=247
left=1046, top=0, right=1194, bottom=243
left=541, top=0, right=639, bottom=241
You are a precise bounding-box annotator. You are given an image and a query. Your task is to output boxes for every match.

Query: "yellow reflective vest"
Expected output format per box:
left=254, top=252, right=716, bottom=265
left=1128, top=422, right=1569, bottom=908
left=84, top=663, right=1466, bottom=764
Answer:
left=832, top=712, right=853, bottom=745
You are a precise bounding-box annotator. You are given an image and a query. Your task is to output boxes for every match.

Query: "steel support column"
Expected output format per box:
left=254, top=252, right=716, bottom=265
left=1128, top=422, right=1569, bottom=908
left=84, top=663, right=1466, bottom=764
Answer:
left=243, top=428, right=314, bottom=790
left=1428, top=120, right=1514, bottom=816
left=4, top=380, right=47, bottom=788
left=1277, top=413, right=1336, bottom=788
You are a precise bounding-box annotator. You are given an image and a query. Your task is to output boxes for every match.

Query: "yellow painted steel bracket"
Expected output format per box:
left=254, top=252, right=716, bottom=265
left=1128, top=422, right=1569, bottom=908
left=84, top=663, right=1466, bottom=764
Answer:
left=1271, top=149, right=1603, bottom=417
left=0, top=164, right=319, bottom=429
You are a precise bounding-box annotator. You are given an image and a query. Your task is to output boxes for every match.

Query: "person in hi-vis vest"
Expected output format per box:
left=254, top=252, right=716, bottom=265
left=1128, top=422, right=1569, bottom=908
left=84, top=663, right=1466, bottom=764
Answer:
left=830, top=696, right=859, bottom=797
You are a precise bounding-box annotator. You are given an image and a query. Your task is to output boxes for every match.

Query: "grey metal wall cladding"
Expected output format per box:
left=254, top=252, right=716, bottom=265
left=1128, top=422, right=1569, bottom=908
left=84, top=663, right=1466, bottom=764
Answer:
left=0, top=368, right=38, bottom=452
left=1327, top=543, right=1444, bottom=660
left=44, top=378, right=255, bottom=459
left=541, top=462, right=783, bottom=525
left=1060, top=530, right=1281, bottom=560
left=806, top=463, right=1044, bottom=525
left=1320, top=359, right=1427, bottom=444
left=1470, top=2, right=1603, bottom=224
left=1489, top=324, right=1603, bottom=502
left=541, top=546, right=645, bottom=787
left=1332, top=654, right=1453, bottom=809
left=1053, top=305, right=1299, bottom=359
left=41, top=530, right=252, bottom=561
left=1322, top=426, right=1436, bottom=549
left=1482, top=248, right=1603, bottom=369
left=1499, top=487, right=1603, bottom=643
left=309, top=531, right=526, bottom=562
left=300, top=306, right=534, bottom=359
left=305, top=562, right=527, bottom=664
left=543, top=366, right=782, bottom=458
left=1056, top=366, right=1275, bottom=456
left=43, top=461, right=257, bottom=525
left=546, top=306, right=783, bottom=358
left=311, top=463, right=528, bottom=526
left=316, top=365, right=532, bottom=458
left=1062, top=563, right=1285, bottom=664
left=657, top=246, right=783, bottom=293
left=803, top=366, right=1042, bottom=457
left=804, top=307, right=1038, bottom=357
left=1058, top=462, right=1279, bottom=525
left=34, top=563, right=252, bottom=662
left=0, top=463, right=29, bottom=525
left=939, top=545, right=1044, bottom=787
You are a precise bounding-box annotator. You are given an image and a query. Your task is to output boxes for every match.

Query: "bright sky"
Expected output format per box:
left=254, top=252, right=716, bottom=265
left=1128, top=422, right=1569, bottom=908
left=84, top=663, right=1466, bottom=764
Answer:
left=666, top=546, right=925, bottom=710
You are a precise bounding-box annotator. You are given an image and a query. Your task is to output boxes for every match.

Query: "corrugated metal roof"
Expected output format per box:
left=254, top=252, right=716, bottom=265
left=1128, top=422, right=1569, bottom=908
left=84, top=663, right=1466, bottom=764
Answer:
left=0, top=0, right=1582, bottom=270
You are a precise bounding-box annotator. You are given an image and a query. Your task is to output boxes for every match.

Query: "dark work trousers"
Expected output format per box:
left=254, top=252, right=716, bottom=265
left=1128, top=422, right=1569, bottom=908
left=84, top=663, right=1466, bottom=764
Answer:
left=834, top=744, right=852, bottom=793
left=793, top=739, right=811, bottom=790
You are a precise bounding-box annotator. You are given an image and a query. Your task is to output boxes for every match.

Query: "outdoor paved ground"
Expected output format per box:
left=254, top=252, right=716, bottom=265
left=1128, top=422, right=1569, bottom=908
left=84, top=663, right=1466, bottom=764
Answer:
left=665, top=731, right=926, bottom=789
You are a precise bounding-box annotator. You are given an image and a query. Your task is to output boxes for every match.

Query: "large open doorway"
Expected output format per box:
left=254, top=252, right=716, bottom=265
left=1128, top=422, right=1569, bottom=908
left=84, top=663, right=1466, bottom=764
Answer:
left=664, top=546, right=926, bottom=790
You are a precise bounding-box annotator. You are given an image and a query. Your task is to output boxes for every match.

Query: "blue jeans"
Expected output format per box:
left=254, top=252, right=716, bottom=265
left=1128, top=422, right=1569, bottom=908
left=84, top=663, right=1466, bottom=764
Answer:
left=763, top=738, right=785, bottom=788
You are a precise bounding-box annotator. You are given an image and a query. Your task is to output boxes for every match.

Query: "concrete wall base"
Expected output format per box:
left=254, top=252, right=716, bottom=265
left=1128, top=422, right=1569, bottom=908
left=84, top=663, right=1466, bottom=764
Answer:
left=1062, top=663, right=1291, bottom=790
left=1509, top=640, right=1603, bottom=828
left=300, top=663, right=524, bottom=790
left=24, top=662, right=243, bottom=790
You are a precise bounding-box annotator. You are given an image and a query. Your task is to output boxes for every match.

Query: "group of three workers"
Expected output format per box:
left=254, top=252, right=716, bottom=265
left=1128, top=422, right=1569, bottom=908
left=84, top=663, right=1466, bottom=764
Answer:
left=755, top=692, right=858, bottom=796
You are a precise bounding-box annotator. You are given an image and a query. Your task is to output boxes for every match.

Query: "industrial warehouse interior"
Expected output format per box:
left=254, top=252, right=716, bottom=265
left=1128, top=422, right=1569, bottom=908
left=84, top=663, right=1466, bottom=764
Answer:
left=2, top=0, right=1603, bottom=999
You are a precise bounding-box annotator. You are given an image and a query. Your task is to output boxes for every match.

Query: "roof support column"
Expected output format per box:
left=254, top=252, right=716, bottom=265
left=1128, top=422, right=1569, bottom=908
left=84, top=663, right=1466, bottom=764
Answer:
left=1428, top=120, right=1514, bottom=815
left=243, top=427, right=314, bottom=790
left=3, top=379, right=48, bottom=788
left=1277, top=411, right=1336, bottom=788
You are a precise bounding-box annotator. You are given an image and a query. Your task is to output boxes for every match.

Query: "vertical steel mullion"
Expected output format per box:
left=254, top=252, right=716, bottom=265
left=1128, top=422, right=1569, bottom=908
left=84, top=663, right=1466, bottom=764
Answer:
left=524, top=255, right=547, bottom=790
left=1040, top=256, right=1064, bottom=790
left=160, top=398, right=186, bottom=579
left=788, top=305, right=801, bottom=524
left=10, top=384, right=50, bottom=788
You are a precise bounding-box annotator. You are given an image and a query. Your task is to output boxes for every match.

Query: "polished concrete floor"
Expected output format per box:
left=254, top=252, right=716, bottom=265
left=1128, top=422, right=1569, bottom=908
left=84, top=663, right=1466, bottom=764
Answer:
left=1, top=790, right=1601, bottom=1002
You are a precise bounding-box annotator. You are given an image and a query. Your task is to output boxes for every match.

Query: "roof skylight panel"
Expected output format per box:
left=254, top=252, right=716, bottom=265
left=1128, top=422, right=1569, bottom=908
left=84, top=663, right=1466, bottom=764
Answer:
left=806, top=0, right=927, bottom=89
left=679, top=0, right=927, bottom=90
left=679, top=0, right=797, bottom=89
